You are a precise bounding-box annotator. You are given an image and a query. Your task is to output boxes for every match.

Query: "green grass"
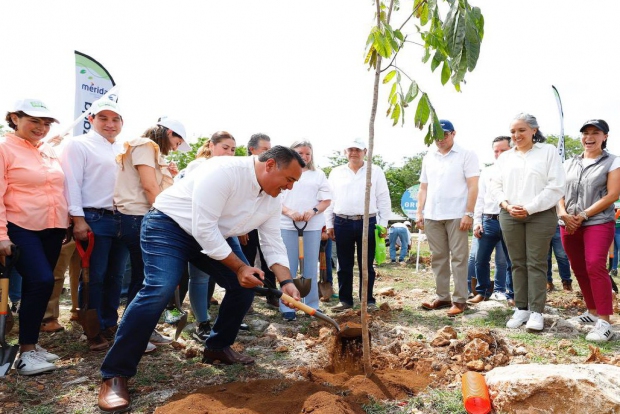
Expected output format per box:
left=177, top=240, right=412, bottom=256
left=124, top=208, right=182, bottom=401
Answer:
left=466, top=308, right=513, bottom=328
left=134, top=365, right=170, bottom=386
left=23, top=406, right=55, bottom=414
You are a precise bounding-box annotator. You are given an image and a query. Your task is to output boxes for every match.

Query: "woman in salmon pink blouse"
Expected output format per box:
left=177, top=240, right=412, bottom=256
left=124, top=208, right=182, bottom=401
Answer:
left=0, top=99, right=69, bottom=375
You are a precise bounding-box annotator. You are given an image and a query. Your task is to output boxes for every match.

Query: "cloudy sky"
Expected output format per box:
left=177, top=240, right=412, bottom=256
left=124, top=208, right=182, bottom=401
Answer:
left=1, top=0, right=618, bottom=167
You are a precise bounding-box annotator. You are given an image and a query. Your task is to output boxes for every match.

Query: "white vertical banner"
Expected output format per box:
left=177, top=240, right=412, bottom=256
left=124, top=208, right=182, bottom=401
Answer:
left=74, top=51, right=116, bottom=137
left=552, top=85, right=565, bottom=163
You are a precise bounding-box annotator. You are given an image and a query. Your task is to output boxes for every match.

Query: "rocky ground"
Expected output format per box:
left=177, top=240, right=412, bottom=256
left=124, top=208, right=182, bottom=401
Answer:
left=1, top=260, right=619, bottom=413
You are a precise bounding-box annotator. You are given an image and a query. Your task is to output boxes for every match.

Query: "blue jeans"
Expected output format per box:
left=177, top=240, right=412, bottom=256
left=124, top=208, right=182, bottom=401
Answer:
left=333, top=216, right=377, bottom=306
left=9, top=267, right=22, bottom=303
left=389, top=227, right=409, bottom=261
left=280, top=229, right=321, bottom=311
left=7, top=223, right=64, bottom=345
left=468, top=237, right=479, bottom=293
left=612, top=227, right=620, bottom=270
left=118, top=213, right=144, bottom=305
left=547, top=225, right=572, bottom=282
left=101, top=209, right=254, bottom=378
left=475, top=217, right=512, bottom=297
left=83, top=210, right=129, bottom=330
left=324, top=238, right=333, bottom=284
left=188, top=236, right=240, bottom=323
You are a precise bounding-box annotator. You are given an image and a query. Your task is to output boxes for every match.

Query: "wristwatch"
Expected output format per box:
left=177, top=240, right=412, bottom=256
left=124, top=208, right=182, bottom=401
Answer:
left=578, top=211, right=589, bottom=221
left=465, top=212, right=474, bottom=218
left=312, top=207, right=319, bottom=214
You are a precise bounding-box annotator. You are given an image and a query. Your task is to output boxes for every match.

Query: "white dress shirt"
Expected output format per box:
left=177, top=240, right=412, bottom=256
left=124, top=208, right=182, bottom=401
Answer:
left=324, top=161, right=391, bottom=228
left=420, top=143, right=480, bottom=220
left=489, top=143, right=565, bottom=214
left=473, top=164, right=501, bottom=226
left=280, top=169, right=331, bottom=232
left=153, top=156, right=289, bottom=267
left=61, top=131, right=124, bottom=216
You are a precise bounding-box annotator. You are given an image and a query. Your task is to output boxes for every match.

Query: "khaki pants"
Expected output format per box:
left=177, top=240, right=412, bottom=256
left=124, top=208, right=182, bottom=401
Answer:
left=43, top=240, right=81, bottom=320
left=424, top=218, right=469, bottom=303
left=499, top=208, right=557, bottom=313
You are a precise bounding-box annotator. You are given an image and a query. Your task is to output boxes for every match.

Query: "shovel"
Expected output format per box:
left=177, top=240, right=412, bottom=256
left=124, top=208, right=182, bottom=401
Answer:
left=253, top=285, right=340, bottom=332
left=292, top=220, right=311, bottom=298
left=1, top=245, right=20, bottom=377
left=173, top=286, right=188, bottom=341
left=318, top=239, right=333, bottom=301
left=75, top=232, right=101, bottom=339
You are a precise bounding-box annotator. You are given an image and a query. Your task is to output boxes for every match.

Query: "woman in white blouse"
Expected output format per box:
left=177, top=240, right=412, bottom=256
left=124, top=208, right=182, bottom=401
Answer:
left=279, top=140, right=331, bottom=320
left=489, top=113, right=565, bottom=331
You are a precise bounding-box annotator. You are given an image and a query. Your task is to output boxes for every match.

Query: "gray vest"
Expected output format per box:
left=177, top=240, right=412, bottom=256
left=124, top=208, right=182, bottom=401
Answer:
left=563, top=151, right=616, bottom=226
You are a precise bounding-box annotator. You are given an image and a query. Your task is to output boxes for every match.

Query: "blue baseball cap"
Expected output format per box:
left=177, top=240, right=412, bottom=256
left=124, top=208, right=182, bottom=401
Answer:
left=580, top=119, right=609, bottom=134
left=439, top=119, right=455, bottom=132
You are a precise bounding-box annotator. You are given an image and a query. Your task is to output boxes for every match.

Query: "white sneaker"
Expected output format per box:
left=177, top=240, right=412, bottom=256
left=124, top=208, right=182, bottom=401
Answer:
left=489, top=292, right=507, bottom=301
left=149, top=330, right=172, bottom=345
left=586, top=319, right=613, bottom=342
left=568, top=312, right=599, bottom=326
left=14, top=350, right=56, bottom=375
left=144, top=342, right=157, bottom=354
left=506, top=309, right=531, bottom=328
left=35, top=344, right=59, bottom=363
left=525, top=312, right=544, bottom=331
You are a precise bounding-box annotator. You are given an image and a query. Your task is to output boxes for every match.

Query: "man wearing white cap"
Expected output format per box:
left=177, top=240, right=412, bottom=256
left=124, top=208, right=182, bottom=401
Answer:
left=61, top=98, right=128, bottom=351
left=325, top=137, right=391, bottom=311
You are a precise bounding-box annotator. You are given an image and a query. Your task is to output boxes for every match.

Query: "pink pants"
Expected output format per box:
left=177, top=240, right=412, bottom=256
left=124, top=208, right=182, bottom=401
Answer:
left=560, top=221, right=614, bottom=316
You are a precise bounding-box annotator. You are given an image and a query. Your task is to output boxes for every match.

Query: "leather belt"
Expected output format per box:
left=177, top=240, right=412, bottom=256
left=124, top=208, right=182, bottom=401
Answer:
left=83, top=207, right=115, bottom=216
left=335, top=213, right=376, bottom=220
left=482, top=213, right=500, bottom=220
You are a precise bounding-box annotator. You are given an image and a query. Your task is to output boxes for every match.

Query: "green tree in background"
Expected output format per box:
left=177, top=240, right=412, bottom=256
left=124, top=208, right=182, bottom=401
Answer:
left=167, top=137, right=247, bottom=170
left=385, top=152, right=426, bottom=213
left=546, top=135, right=582, bottom=159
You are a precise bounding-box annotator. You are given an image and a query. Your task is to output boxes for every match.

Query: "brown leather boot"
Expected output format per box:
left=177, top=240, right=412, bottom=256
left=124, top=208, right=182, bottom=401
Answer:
left=546, top=282, right=555, bottom=292
left=447, top=302, right=466, bottom=317
left=562, top=280, right=573, bottom=291
left=98, top=377, right=130, bottom=413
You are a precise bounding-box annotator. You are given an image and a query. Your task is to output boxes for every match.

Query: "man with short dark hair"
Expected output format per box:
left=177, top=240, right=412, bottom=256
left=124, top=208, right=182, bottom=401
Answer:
left=417, top=120, right=479, bottom=317
left=98, top=146, right=305, bottom=413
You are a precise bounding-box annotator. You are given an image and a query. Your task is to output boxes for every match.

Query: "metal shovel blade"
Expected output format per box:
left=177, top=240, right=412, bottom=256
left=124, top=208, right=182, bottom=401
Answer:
left=0, top=315, right=19, bottom=377
left=1, top=246, right=20, bottom=376
left=174, top=287, right=188, bottom=341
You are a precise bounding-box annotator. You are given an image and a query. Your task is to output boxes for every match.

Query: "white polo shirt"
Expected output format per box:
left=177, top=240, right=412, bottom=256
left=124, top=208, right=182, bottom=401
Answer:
left=420, top=143, right=480, bottom=220
left=474, top=164, right=501, bottom=226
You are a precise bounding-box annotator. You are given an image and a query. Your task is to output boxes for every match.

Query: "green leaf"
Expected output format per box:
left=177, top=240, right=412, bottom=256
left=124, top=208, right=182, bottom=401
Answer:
left=391, top=103, right=401, bottom=126
left=441, top=61, right=450, bottom=85
left=394, top=29, right=404, bottom=42
left=389, top=82, right=398, bottom=105
left=430, top=51, right=442, bottom=72
left=405, top=81, right=419, bottom=103
left=383, top=70, right=397, bottom=84
left=414, top=93, right=430, bottom=129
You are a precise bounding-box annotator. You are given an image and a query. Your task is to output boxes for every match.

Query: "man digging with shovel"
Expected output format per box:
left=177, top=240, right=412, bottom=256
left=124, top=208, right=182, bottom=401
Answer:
left=98, top=146, right=305, bottom=413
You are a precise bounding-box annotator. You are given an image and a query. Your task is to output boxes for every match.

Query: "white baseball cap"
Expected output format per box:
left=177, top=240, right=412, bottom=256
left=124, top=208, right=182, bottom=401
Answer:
left=345, top=137, right=366, bottom=150
left=13, top=99, right=59, bottom=123
left=91, top=98, right=123, bottom=117
left=157, top=117, right=191, bottom=152
left=404, top=221, right=412, bottom=227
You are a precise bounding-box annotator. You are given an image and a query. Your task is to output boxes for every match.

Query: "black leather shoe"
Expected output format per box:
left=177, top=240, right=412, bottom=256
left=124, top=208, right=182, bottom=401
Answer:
left=203, top=346, right=255, bottom=365
left=98, top=377, right=130, bottom=413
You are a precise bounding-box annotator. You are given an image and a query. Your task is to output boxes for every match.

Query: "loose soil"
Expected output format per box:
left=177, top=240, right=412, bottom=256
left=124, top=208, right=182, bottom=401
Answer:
left=1, top=258, right=620, bottom=414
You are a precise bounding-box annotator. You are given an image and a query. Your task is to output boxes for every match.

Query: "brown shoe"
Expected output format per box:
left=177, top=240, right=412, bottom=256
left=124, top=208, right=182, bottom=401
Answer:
left=507, top=299, right=516, bottom=307
left=421, top=299, right=452, bottom=310
left=101, top=325, right=118, bottom=342
left=203, top=346, right=255, bottom=365
left=98, top=377, right=131, bottom=413
left=467, top=294, right=488, bottom=304
left=562, top=281, right=573, bottom=291
left=447, top=302, right=466, bottom=317
left=546, top=282, right=555, bottom=292
left=88, top=333, right=110, bottom=352
left=40, top=318, right=64, bottom=333
left=70, top=312, right=79, bottom=321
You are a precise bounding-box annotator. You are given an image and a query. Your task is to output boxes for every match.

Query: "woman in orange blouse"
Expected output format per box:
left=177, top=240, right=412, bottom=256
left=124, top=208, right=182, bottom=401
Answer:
left=0, top=99, right=69, bottom=375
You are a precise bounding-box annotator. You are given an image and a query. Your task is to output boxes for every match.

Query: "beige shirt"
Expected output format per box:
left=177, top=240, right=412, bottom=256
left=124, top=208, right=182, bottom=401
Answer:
left=114, top=138, right=173, bottom=215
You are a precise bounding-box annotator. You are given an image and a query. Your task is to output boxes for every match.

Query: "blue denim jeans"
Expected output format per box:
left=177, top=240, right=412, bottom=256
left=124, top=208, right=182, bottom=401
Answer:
left=188, top=236, right=240, bottom=323
left=117, top=213, right=144, bottom=305
left=82, top=210, right=129, bottom=330
left=333, top=216, right=377, bottom=306
left=325, top=238, right=333, bottom=284
left=389, top=227, right=409, bottom=262
left=279, top=229, right=321, bottom=311
left=101, top=209, right=254, bottom=378
left=467, top=237, right=479, bottom=293
left=8, top=267, right=22, bottom=303
left=7, top=223, right=65, bottom=345
left=612, top=226, right=620, bottom=270
left=547, top=225, right=572, bottom=282
left=475, top=216, right=512, bottom=296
